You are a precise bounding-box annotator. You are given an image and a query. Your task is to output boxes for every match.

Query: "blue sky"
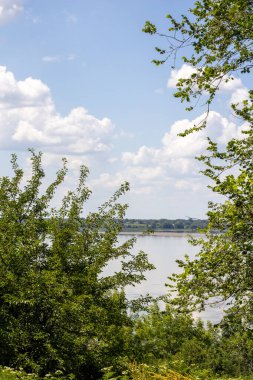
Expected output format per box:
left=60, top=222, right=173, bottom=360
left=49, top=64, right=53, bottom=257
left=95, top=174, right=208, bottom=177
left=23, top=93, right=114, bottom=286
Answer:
left=0, top=0, right=250, bottom=218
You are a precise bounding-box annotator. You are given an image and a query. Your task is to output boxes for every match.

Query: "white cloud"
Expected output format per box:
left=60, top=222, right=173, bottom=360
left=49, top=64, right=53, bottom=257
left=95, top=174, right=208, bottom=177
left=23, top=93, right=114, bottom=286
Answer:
left=219, top=76, right=243, bottom=92
left=123, top=111, right=238, bottom=169
left=168, top=64, right=196, bottom=88
left=90, top=165, right=166, bottom=195
left=230, top=87, right=250, bottom=106
left=161, top=116, right=207, bottom=158
left=168, top=64, right=246, bottom=95
left=42, top=56, right=61, bottom=63
left=108, top=157, right=118, bottom=163
left=97, top=111, right=244, bottom=196
left=0, top=0, right=23, bottom=24
left=88, top=94, right=249, bottom=208
left=90, top=172, right=126, bottom=189
left=0, top=66, right=114, bottom=154
left=174, top=179, right=203, bottom=192
left=0, top=68, right=51, bottom=107
left=41, top=152, right=91, bottom=173
left=122, top=146, right=159, bottom=165
left=42, top=54, right=76, bottom=63
left=0, top=64, right=249, bottom=217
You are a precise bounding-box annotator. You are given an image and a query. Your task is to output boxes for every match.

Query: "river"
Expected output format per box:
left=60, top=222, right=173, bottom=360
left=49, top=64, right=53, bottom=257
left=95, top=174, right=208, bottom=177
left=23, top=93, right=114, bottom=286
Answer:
left=106, top=233, right=223, bottom=324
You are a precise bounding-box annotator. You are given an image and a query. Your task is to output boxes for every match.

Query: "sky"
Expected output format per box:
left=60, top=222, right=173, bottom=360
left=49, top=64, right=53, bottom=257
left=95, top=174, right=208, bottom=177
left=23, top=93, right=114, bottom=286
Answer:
left=0, top=0, right=251, bottom=218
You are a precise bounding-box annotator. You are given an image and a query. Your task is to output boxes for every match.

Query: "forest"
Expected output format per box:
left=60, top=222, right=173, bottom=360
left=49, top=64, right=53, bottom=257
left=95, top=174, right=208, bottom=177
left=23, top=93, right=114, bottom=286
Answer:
left=0, top=0, right=252, bottom=379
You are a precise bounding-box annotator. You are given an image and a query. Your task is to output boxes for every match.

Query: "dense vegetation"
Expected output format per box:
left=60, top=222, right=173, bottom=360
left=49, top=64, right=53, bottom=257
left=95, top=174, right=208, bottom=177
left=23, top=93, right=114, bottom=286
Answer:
left=2, top=300, right=253, bottom=379
left=0, top=151, right=153, bottom=379
left=143, top=0, right=253, bottom=378
left=1, top=151, right=253, bottom=380
left=144, top=0, right=253, bottom=327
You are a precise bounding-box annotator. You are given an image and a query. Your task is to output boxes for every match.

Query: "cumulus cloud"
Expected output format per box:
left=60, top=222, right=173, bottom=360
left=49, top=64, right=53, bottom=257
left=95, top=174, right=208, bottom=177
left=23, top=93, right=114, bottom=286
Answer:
left=0, top=64, right=248, bottom=215
left=122, top=146, right=159, bottom=165
left=0, top=66, right=114, bottom=154
left=124, top=111, right=239, bottom=166
left=219, top=77, right=243, bottom=92
left=168, top=63, right=246, bottom=94
left=90, top=172, right=126, bottom=189
left=168, top=64, right=197, bottom=88
left=39, top=152, right=90, bottom=171
left=0, top=0, right=23, bottom=24
left=90, top=165, right=166, bottom=195
left=92, top=110, right=246, bottom=196
left=230, top=87, right=250, bottom=106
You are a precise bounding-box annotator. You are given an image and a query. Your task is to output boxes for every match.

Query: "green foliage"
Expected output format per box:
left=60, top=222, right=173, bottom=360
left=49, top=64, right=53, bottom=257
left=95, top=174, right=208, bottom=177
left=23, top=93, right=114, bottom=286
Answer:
left=0, top=367, right=74, bottom=380
left=0, top=151, right=154, bottom=379
left=144, top=0, right=253, bottom=132
left=144, top=0, right=253, bottom=328
left=102, top=362, right=193, bottom=380
left=129, top=303, right=218, bottom=378
left=121, top=219, right=207, bottom=232
left=105, top=301, right=253, bottom=379
left=142, top=21, right=157, bottom=35
left=168, top=95, right=253, bottom=329
left=144, top=2, right=253, bottom=376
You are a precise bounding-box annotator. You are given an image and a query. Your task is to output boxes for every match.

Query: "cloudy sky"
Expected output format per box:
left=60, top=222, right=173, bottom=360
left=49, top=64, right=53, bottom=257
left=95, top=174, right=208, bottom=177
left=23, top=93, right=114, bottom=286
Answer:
left=0, top=0, right=251, bottom=218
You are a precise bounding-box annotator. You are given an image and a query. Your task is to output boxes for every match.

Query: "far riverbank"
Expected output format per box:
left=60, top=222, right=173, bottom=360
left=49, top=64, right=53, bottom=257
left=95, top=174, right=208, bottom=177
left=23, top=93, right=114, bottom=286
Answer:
left=119, top=231, right=204, bottom=237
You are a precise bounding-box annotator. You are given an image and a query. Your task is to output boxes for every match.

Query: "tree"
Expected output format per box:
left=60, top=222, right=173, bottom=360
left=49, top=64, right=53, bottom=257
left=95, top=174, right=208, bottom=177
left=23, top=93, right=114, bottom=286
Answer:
left=0, top=151, right=154, bottom=379
left=169, top=96, right=253, bottom=324
left=143, top=0, right=253, bottom=326
left=143, top=0, right=253, bottom=132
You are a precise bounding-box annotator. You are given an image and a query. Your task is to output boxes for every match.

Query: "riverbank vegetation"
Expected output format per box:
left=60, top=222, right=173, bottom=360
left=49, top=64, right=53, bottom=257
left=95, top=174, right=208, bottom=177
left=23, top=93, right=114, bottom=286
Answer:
left=1, top=300, right=253, bottom=379
left=0, top=152, right=253, bottom=380
left=121, top=219, right=207, bottom=232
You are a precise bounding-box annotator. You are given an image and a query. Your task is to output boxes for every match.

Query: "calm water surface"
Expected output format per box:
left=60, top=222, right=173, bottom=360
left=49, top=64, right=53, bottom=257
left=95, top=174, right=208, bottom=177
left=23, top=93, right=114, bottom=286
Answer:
left=106, top=234, right=223, bottom=323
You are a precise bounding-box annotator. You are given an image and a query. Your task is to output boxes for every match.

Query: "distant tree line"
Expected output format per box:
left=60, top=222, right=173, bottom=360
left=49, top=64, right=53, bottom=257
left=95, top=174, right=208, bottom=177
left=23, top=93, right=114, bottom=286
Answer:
left=121, top=219, right=207, bottom=232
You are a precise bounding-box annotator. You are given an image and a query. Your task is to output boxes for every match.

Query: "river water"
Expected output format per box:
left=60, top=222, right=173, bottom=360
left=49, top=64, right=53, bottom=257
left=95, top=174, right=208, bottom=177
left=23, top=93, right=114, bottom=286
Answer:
left=106, top=234, right=223, bottom=324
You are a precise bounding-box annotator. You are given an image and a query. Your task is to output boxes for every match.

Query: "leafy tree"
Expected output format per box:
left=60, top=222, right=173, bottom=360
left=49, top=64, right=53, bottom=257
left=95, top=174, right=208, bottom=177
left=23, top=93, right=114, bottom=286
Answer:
left=169, top=96, right=253, bottom=325
left=144, top=0, right=253, bottom=327
left=218, top=319, right=253, bottom=376
left=143, top=0, right=253, bottom=132
left=0, top=151, right=154, bottom=379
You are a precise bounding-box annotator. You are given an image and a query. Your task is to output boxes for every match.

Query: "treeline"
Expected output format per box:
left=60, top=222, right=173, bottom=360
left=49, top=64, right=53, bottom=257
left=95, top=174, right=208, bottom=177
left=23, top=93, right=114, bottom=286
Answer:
left=121, top=218, right=208, bottom=232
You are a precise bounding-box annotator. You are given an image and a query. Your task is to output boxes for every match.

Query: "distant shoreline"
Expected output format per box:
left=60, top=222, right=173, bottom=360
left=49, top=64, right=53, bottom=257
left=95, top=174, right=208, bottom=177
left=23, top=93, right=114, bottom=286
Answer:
left=119, top=231, right=204, bottom=237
